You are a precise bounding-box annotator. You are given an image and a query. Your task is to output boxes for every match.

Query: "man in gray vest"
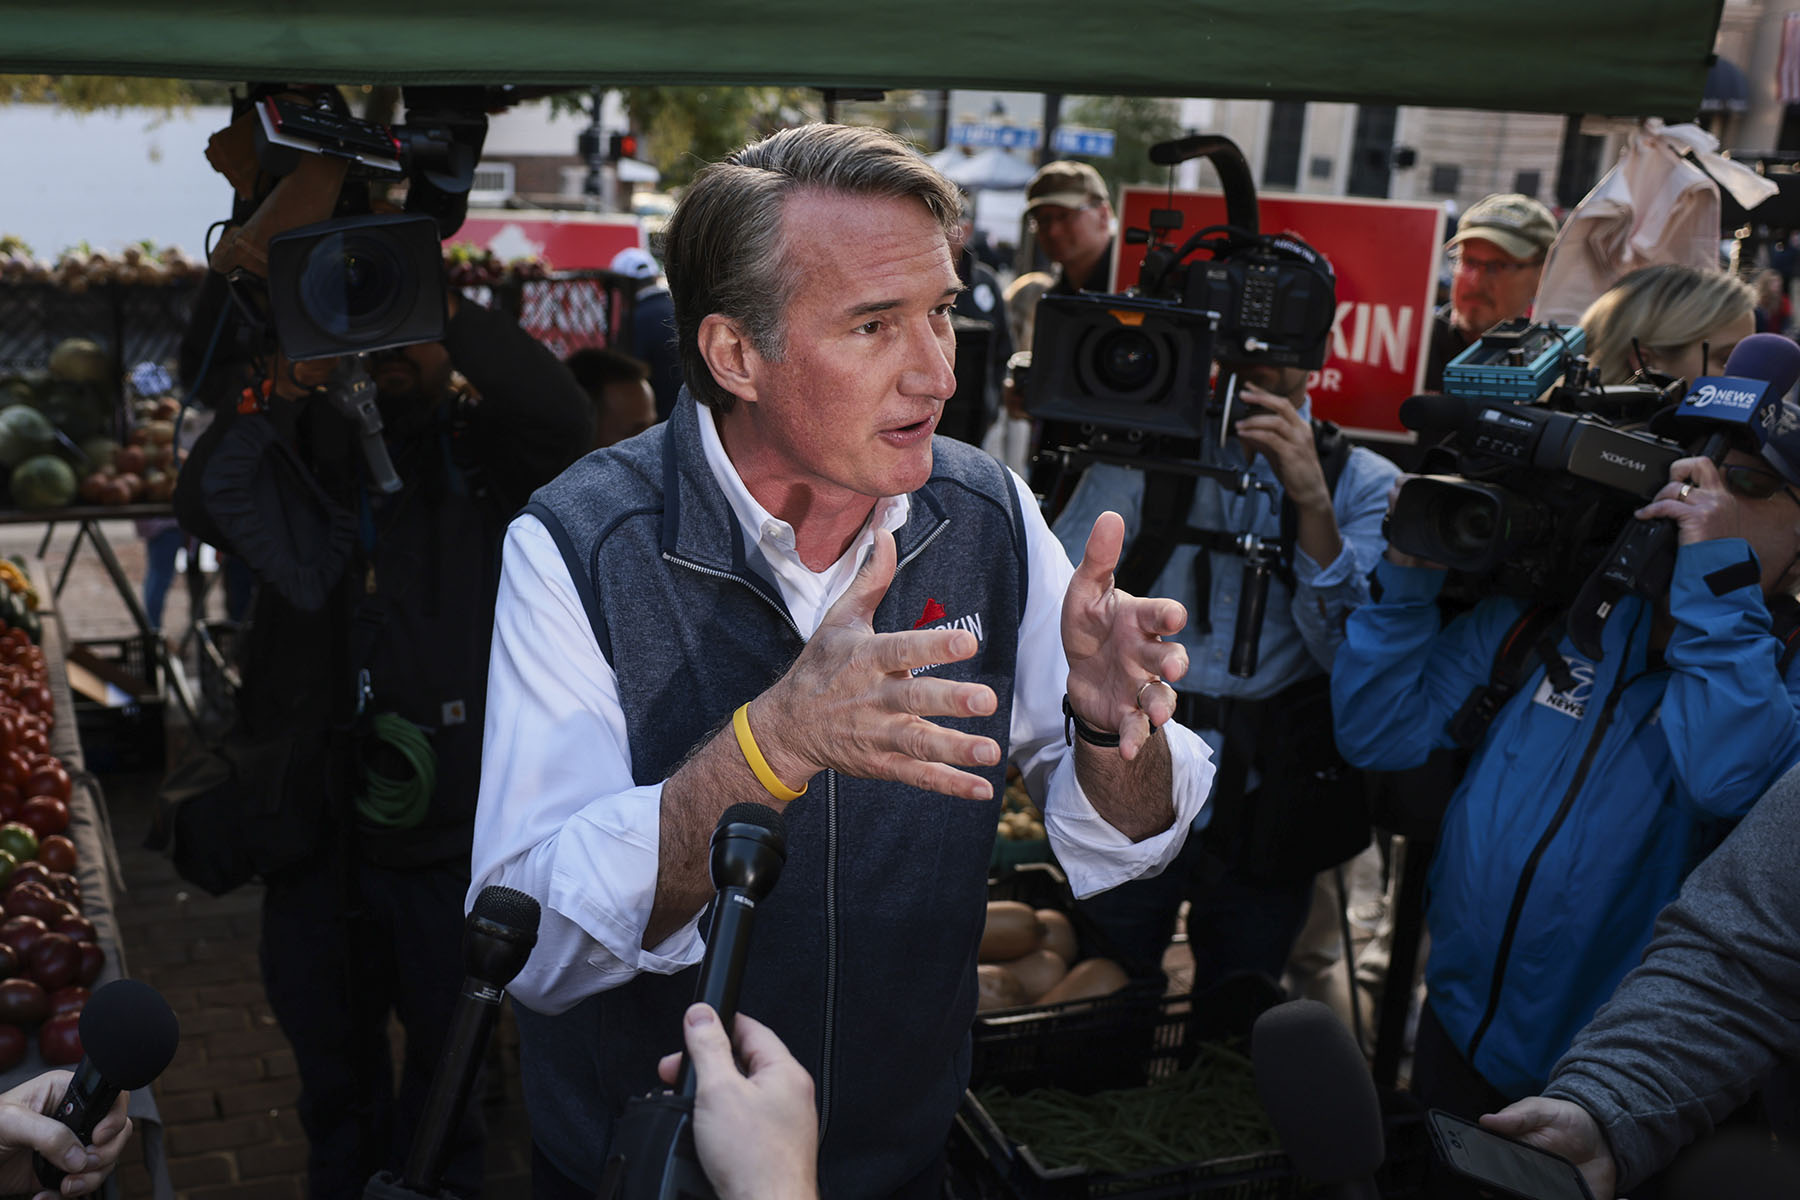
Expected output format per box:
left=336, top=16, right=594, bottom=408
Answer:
left=469, top=123, right=1216, bottom=1199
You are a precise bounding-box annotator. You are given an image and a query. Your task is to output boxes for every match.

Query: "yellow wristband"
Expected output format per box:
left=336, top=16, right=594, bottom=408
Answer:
left=732, top=703, right=807, bottom=803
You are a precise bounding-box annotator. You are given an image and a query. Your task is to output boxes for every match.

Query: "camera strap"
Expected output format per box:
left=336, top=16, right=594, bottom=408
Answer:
left=1447, top=603, right=1570, bottom=749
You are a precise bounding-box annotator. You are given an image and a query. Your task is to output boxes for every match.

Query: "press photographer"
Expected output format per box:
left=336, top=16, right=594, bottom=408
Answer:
left=1329, top=264, right=1800, bottom=1131
left=1024, top=134, right=1399, bottom=989
left=162, top=84, right=589, bottom=1198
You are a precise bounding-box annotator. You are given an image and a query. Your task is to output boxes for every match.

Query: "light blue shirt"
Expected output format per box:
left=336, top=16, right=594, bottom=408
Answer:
left=1050, top=403, right=1399, bottom=773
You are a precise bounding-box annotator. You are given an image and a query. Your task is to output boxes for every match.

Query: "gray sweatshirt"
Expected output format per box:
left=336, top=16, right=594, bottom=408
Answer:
left=1545, top=761, right=1800, bottom=1189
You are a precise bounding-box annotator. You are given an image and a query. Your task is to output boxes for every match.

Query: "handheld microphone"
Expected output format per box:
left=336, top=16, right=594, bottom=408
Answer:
left=1569, top=333, right=1800, bottom=657
left=34, top=978, right=180, bottom=1191
left=599, top=802, right=789, bottom=1200
left=1252, top=999, right=1383, bottom=1200
left=391, top=884, right=540, bottom=1197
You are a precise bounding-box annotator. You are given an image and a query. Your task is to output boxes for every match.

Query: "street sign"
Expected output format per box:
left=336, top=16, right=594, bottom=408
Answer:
left=948, top=122, right=1042, bottom=150
left=1051, top=125, right=1116, bottom=158
left=1112, top=187, right=1445, bottom=439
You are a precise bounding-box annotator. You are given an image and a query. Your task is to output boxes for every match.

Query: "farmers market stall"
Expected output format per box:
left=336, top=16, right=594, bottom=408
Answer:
left=0, top=565, right=171, bottom=1195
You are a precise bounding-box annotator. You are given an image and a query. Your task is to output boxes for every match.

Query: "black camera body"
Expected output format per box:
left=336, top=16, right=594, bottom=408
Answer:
left=1022, top=135, right=1336, bottom=444
left=1385, top=332, right=1686, bottom=602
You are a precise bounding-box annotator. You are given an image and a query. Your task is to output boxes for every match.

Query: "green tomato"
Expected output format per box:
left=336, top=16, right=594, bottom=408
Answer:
left=0, top=824, right=37, bottom=867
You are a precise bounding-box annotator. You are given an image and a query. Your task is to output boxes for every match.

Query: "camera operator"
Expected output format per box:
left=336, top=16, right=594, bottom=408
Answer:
left=172, top=284, right=591, bottom=1198
left=1330, top=266, right=1800, bottom=1122
left=1050, top=322, right=1401, bottom=987
left=1425, top=193, right=1557, bottom=391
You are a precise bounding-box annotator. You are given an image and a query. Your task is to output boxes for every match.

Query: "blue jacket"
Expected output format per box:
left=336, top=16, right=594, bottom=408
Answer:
left=1332, top=538, right=1800, bottom=1097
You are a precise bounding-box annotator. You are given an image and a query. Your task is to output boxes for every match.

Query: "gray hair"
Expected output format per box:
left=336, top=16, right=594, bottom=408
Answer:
left=1581, top=264, right=1756, bottom=385
left=661, top=123, right=962, bottom=412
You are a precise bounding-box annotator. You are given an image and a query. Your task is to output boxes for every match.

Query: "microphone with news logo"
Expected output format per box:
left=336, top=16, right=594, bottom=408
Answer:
left=1568, top=332, right=1800, bottom=656
left=364, top=884, right=541, bottom=1200
left=34, top=978, right=180, bottom=1191
left=598, top=802, right=789, bottom=1200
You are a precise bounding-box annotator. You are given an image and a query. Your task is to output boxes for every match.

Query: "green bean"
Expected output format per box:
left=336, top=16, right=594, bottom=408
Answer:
left=973, top=1043, right=1282, bottom=1175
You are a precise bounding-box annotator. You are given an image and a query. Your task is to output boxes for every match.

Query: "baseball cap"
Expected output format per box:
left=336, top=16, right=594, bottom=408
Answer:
left=1447, top=193, right=1558, bottom=261
left=1025, top=161, right=1109, bottom=213
left=610, top=247, right=660, bottom=280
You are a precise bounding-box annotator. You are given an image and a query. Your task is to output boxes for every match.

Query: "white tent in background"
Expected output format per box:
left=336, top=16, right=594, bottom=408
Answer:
left=940, top=147, right=1037, bottom=191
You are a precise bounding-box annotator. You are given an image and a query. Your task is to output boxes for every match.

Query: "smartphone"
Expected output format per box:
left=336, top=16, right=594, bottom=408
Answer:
left=1427, top=1109, right=1596, bottom=1200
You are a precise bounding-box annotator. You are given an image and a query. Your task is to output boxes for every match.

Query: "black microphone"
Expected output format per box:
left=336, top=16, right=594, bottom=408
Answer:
left=393, top=884, right=540, bottom=1196
left=1398, top=391, right=1475, bottom=436
left=598, top=802, right=788, bottom=1200
left=677, top=802, right=788, bottom=1096
left=1252, top=999, right=1383, bottom=1200
left=34, top=978, right=180, bottom=1190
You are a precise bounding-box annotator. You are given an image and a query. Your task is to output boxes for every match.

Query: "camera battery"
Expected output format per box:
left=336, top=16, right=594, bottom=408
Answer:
left=1443, top=319, right=1586, bottom=404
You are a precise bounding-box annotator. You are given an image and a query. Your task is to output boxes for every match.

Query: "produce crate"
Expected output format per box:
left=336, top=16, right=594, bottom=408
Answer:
left=0, top=279, right=201, bottom=390
left=977, top=864, right=1172, bottom=1094
left=69, top=634, right=165, bottom=772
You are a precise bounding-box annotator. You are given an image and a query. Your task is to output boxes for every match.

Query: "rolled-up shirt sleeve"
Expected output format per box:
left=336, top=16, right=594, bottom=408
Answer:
left=1004, top=471, right=1214, bottom=898
left=469, top=515, right=704, bottom=1015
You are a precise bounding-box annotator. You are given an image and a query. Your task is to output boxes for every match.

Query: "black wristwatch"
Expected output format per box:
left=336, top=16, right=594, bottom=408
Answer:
left=1062, top=695, right=1121, bottom=748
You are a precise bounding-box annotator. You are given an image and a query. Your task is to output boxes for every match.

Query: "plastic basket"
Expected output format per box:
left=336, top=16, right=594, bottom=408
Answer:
left=70, top=634, right=165, bottom=772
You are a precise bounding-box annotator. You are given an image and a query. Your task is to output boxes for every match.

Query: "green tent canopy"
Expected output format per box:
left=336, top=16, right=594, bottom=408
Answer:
left=0, top=0, right=1724, bottom=117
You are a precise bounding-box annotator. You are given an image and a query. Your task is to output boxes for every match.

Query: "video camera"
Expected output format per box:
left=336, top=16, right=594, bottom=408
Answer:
left=1388, top=321, right=1796, bottom=657
left=1021, top=134, right=1336, bottom=444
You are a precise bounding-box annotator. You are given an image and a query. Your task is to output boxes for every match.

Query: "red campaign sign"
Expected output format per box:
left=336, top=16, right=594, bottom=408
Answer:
left=1113, top=187, right=1444, bottom=438
left=454, top=211, right=646, bottom=271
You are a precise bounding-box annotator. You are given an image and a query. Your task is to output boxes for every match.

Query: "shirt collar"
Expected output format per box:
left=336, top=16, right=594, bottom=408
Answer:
left=697, top=403, right=909, bottom=564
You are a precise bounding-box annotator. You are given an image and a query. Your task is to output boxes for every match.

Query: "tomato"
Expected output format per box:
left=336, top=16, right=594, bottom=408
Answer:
left=0, top=943, right=20, bottom=982
left=0, top=785, right=21, bottom=822
left=0, top=1024, right=23, bottom=1072
left=0, top=977, right=45, bottom=1027
left=3, top=883, right=59, bottom=925
left=45, top=986, right=86, bottom=1019
left=18, top=797, right=68, bottom=839
left=23, top=762, right=67, bottom=804
left=0, top=822, right=38, bottom=865
left=35, top=835, right=75, bottom=875
left=26, top=933, right=78, bottom=992
left=74, top=941, right=101, bottom=987
left=37, top=1012, right=80, bottom=1065
left=18, top=685, right=51, bottom=717
left=50, top=914, right=92, bottom=943
left=15, top=728, right=46, bottom=757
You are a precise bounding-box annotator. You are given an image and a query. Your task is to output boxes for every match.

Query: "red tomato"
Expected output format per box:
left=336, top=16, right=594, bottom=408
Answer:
left=36, top=835, right=75, bottom=875
left=74, top=941, right=102, bottom=987
left=0, top=784, right=22, bottom=822
left=22, top=762, right=67, bottom=804
left=17, top=797, right=67, bottom=839
left=16, top=729, right=46, bottom=757
left=18, top=685, right=51, bottom=717
left=38, top=1012, right=80, bottom=1065
left=45, top=986, right=87, bottom=1019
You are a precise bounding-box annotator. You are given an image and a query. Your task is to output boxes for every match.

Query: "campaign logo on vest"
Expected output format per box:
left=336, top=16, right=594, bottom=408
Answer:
left=909, top=597, right=986, bottom=675
left=1530, top=656, right=1595, bottom=720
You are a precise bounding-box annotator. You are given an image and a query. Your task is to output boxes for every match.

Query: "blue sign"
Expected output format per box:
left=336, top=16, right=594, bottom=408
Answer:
left=949, top=123, right=1042, bottom=150
left=1051, top=126, right=1117, bottom=158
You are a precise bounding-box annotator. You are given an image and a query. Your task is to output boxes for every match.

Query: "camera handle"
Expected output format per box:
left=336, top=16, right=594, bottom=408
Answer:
left=594, top=1089, right=715, bottom=1200
left=328, top=358, right=404, bottom=495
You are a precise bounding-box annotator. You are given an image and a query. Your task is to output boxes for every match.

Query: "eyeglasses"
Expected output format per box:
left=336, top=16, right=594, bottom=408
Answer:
left=1447, top=250, right=1542, bottom=279
left=1027, top=204, right=1095, bottom=233
left=1722, top=463, right=1800, bottom=507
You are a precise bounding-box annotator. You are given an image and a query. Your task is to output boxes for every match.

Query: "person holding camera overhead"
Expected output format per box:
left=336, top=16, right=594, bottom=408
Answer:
left=1330, top=263, right=1800, bottom=1123
left=1047, top=233, right=1400, bottom=991
left=172, top=279, right=590, bottom=1197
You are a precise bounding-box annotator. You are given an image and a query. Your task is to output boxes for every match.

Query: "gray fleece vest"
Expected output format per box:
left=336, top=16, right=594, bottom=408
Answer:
left=513, top=395, right=1028, bottom=1196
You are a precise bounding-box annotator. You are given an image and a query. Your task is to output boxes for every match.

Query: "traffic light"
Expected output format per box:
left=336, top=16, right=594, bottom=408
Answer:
left=607, top=132, right=639, bottom=163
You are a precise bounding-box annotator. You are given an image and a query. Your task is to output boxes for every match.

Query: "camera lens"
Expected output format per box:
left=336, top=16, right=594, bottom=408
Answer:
left=1094, top=329, right=1159, bottom=393
left=1442, top=501, right=1497, bottom=557
left=297, top=232, right=415, bottom=341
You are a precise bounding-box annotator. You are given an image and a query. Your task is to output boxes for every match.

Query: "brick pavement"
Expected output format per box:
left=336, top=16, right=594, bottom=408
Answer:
left=1, top=520, right=534, bottom=1199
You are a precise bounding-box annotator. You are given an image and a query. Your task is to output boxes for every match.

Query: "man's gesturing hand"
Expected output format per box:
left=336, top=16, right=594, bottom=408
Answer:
left=1062, top=511, right=1189, bottom=759
left=754, top=529, right=1003, bottom=801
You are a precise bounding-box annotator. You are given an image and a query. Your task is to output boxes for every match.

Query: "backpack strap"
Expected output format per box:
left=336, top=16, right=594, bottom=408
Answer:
left=1447, top=602, right=1571, bottom=749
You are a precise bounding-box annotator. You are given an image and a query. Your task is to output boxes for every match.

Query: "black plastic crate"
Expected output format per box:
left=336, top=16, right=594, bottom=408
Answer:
left=70, top=634, right=165, bottom=772
left=977, top=863, right=1182, bottom=1094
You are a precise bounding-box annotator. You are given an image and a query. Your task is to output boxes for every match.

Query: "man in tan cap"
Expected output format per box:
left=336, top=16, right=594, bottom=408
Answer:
left=1426, top=192, right=1558, bottom=390
left=1024, top=159, right=1115, bottom=296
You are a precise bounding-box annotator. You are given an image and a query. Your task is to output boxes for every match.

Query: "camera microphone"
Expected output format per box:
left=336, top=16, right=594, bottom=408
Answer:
left=34, top=979, right=180, bottom=1191
left=598, top=803, right=790, bottom=1200
left=1398, top=392, right=1476, bottom=437
left=383, top=885, right=540, bottom=1198
left=1252, top=999, right=1384, bottom=1200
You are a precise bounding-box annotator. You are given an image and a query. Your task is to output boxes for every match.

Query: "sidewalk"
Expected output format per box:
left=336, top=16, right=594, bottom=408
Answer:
left=9, top=519, right=534, bottom=1199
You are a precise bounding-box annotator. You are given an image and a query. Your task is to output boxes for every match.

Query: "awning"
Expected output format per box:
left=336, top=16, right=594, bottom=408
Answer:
left=1701, top=54, right=1750, bottom=113
left=0, top=0, right=1722, bottom=118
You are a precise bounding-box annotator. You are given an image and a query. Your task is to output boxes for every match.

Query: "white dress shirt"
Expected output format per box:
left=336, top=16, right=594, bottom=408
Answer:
left=470, top=407, right=1215, bottom=1014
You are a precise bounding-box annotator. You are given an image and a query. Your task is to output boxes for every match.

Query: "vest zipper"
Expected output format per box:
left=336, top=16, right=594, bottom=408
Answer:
left=663, top=553, right=804, bottom=639
left=1462, top=640, right=1655, bottom=1068
left=819, top=769, right=840, bottom=1144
